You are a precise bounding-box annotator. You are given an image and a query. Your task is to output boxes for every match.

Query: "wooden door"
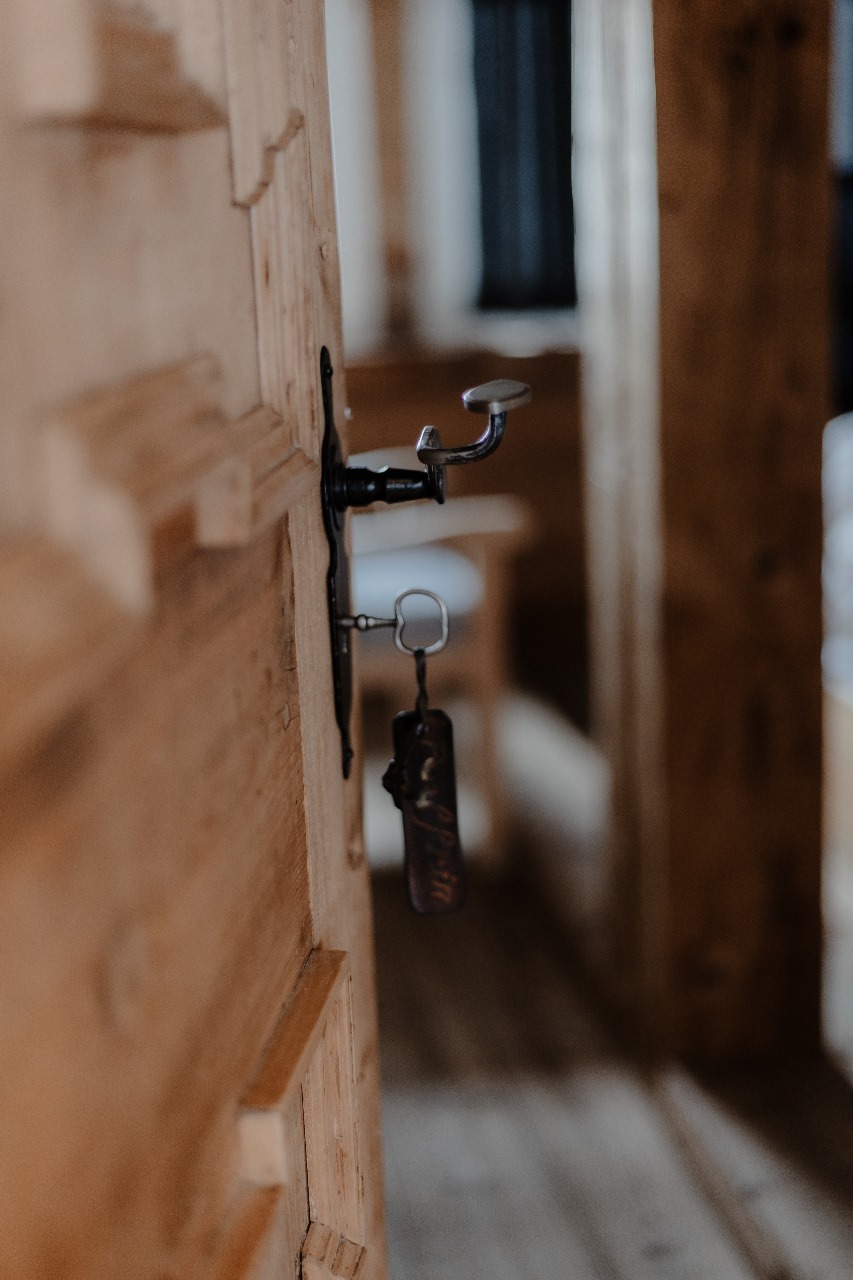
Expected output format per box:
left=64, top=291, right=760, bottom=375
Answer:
left=0, top=2, right=387, bottom=1277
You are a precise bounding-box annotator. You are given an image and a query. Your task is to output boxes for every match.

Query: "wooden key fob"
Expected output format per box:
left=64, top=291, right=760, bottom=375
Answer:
left=382, top=708, right=466, bottom=914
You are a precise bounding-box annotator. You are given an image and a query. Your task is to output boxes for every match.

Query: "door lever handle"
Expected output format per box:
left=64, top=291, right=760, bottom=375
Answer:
left=325, top=357, right=532, bottom=517
left=415, top=379, right=532, bottom=469
left=320, top=346, right=532, bottom=775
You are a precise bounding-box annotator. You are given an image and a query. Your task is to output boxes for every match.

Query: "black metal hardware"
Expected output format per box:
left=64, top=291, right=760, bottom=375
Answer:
left=382, top=646, right=466, bottom=914
left=323, top=345, right=445, bottom=513
left=320, top=347, right=355, bottom=777
left=339, top=462, right=445, bottom=508
left=320, top=345, right=531, bottom=777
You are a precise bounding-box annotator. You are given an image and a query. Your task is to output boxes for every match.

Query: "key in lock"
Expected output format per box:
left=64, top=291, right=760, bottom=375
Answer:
left=384, top=700, right=466, bottom=914
left=380, top=601, right=466, bottom=914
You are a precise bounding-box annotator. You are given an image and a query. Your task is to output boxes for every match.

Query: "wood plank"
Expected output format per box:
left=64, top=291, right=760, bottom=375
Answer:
left=655, top=0, right=828, bottom=1058
left=288, top=492, right=389, bottom=1280
left=298, top=0, right=345, bottom=367
left=209, top=1089, right=311, bottom=1279
left=367, top=0, right=413, bottom=338
left=221, top=0, right=326, bottom=462
left=10, top=0, right=225, bottom=131
left=655, top=1072, right=799, bottom=1280
left=574, top=0, right=829, bottom=1056
left=196, top=408, right=318, bottom=548
left=0, top=0, right=388, bottom=1274
left=239, top=948, right=365, bottom=1261
left=519, top=1073, right=757, bottom=1280
left=40, top=356, right=231, bottom=612
left=243, top=950, right=349, bottom=1112
left=573, top=0, right=669, bottom=1047
left=374, top=871, right=853, bottom=1280
left=371, top=869, right=612, bottom=1087
left=302, top=969, right=363, bottom=1246
left=0, top=528, right=314, bottom=1277
left=302, top=1222, right=367, bottom=1280
left=381, top=1076, right=756, bottom=1280
left=656, top=1067, right=853, bottom=1280
left=0, top=132, right=259, bottom=534
left=243, top=1091, right=312, bottom=1280
left=381, top=1085, right=602, bottom=1280
left=250, top=135, right=320, bottom=456
left=220, top=0, right=303, bottom=206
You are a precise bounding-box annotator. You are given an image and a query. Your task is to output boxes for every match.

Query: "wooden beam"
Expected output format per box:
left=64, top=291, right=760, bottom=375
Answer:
left=575, top=0, right=829, bottom=1058
left=368, top=0, right=415, bottom=340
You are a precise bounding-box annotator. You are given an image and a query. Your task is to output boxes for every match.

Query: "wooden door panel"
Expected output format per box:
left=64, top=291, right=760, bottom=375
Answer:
left=0, top=523, right=313, bottom=1274
left=0, top=0, right=386, bottom=1274
left=9, top=0, right=227, bottom=131
left=0, top=127, right=259, bottom=527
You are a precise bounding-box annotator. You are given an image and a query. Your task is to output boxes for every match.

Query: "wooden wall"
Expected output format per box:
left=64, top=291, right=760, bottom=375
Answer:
left=576, top=0, right=830, bottom=1059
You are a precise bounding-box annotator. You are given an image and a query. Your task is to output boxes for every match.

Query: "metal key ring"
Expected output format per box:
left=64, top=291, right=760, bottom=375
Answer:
left=394, top=589, right=449, bottom=656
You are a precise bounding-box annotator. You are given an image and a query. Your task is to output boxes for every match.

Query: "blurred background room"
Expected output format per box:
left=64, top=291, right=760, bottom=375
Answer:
left=326, top=0, right=853, bottom=1275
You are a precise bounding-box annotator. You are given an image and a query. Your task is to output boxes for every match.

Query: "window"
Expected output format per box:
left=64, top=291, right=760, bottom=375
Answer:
left=473, top=0, right=576, bottom=310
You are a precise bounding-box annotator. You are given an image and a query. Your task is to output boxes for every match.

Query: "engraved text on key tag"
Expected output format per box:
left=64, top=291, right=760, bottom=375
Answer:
left=383, top=709, right=466, bottom=914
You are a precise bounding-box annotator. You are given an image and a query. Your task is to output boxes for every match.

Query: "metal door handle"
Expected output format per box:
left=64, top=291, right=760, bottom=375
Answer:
left=319, top=347, right=533, bottom=775
left=415, top=379, right=532, bottom=468
left=323, top=356, right=532, bottom=515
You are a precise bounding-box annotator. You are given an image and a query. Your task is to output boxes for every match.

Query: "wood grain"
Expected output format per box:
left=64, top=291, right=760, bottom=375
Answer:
left=250, top=134, right=320, bottom=455
left=243, top=950, right=349, bottom=1112
left=656, top=0, right=828, bottom=1060
left=302, top=969, right=363, bottom=1247
left=220, top=0, right=303, bottom=206
left=302, top=1222, right=367, bottom=1280
left=0, top=527, right=314, bottom=1277
left=575, top=0, right=828, bottom=1056
left=289, top=493, right=388, bottom=1280
left=655, top=1066, right=853, bottom=1279
left=0, top=0, right=389, bottom=1273
left=655, top=1071, right=799, bottom=1280
left=373, top=871, right=757, bottom=1280
left=0, top=126, right=259, bottom=530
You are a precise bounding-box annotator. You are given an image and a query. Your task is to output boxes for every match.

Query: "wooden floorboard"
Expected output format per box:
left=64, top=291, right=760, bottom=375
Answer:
left=372, top=870, right=759, bottom=1280
left=373, top=868, right=853, bottom=1280
left=655, top=1067, right=853, bottom=1280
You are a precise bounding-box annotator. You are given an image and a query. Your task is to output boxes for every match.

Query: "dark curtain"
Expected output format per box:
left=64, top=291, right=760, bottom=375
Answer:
left=836, top=172, right=853, bottom=411
left=473, top=0, right=576, bottom=310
